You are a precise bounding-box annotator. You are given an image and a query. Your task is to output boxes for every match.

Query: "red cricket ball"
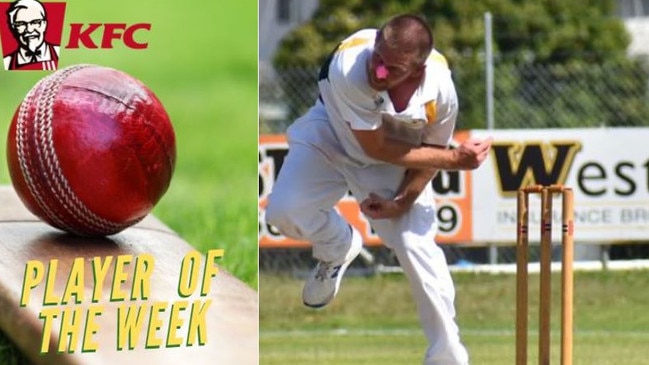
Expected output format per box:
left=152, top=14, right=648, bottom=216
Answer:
left=7, top=64, right=176, bottom=236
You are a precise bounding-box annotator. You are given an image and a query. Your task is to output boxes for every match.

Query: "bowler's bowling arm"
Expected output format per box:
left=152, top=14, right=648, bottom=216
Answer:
left=352, top=126, right=487, bottom=170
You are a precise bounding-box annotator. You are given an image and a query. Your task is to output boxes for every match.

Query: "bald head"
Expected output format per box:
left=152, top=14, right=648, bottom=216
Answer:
left=377, top=14, right=434, bottom=66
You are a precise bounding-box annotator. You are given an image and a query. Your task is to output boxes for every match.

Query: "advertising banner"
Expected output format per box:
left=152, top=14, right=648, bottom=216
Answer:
left=260, top=128, right=649, bottom=247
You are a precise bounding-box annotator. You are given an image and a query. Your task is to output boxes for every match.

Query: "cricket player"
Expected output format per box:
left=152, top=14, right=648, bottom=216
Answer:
left=266, top=13, right=492, bottom=364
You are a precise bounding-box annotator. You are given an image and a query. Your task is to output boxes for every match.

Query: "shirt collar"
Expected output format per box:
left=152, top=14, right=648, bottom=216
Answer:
left=17, top=43, right=48, bottom=63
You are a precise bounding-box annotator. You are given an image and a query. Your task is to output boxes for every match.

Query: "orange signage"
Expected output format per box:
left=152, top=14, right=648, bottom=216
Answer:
left=259, top=133, right=473, bottom=248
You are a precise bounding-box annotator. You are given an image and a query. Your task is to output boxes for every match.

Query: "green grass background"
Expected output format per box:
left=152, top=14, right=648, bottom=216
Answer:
left=0, top=0, right=258, bottom=286
left=0, top=2, right=257, bottom=362
left=261, top=271, right=649, bottom=364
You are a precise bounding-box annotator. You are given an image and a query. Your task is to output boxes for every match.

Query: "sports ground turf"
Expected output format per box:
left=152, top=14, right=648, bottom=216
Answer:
left=260, top=270, right=649, bottom=364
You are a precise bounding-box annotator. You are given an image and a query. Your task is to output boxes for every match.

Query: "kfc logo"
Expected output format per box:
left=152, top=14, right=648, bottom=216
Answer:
left=0, top=0, right=65, bottom=71
left=0, top=0, right=151, bottom=71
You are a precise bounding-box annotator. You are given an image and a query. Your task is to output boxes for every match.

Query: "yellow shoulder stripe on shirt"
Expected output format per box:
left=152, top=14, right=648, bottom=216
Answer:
left=337, top=37, right=371, bottom=52
left=425, top=100, right=437, bottom=125
left=427, top=52, right=448, bottom=68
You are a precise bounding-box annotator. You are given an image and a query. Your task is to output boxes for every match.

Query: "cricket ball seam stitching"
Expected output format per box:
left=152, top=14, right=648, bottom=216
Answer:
left=16, top=75, right=73, bottom=232
left=21, top=64, right=131, bottom=235
left=37, top=65, right=97, bottom=232
left=39, top=64, right=126, bottom=233
left=36, top=72, right=81, bottom=233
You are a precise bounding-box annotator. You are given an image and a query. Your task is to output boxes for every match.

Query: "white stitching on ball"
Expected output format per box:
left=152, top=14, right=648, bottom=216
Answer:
left=16, top=64, right=140, bottom=235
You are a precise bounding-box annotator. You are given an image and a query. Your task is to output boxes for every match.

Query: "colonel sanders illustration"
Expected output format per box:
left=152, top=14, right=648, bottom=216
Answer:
left=3, top=0, right=59, bottom=70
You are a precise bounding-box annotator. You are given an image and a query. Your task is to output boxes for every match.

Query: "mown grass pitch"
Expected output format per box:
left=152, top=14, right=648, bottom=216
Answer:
left=261, top=270, right=649, bottom=365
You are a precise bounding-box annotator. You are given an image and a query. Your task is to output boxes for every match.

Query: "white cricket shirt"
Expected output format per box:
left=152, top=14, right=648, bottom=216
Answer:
left=316, top=28, right=458, bottom=166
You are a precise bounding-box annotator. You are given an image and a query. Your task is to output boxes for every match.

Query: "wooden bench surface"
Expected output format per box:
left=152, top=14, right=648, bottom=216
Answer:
left=0, top=186, right=258, bottom=365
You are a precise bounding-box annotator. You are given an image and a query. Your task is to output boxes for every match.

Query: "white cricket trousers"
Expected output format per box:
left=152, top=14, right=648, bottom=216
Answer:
left=265, top=109, right=469, bottom=365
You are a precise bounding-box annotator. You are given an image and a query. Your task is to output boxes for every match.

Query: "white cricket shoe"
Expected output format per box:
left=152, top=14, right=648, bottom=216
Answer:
left=302, top=229, right=363, bottom=308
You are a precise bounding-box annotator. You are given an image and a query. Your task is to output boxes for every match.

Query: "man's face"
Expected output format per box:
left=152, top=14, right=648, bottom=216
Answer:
left=13, top=7, right=47, bottom=52
left=366, top=36, right=422, bottom=92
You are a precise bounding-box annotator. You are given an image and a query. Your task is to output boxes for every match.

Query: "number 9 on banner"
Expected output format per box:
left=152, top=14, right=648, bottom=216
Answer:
left=436, top=202, right=462, bottom=237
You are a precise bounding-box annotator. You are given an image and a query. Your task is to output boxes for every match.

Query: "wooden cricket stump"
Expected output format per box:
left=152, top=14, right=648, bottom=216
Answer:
left=516, top=184, right=574, bottom=365
left=0, top=185, right=258, bottom=365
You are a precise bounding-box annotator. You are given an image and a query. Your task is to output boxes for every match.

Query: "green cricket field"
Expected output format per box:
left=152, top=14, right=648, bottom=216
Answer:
left=261, top=270, right=649, bottom=364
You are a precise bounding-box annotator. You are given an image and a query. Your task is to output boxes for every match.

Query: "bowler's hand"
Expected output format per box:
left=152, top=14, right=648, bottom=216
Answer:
left=452, top=137, right=493, bottom=170
left=360, top=192, right=409, bottom=220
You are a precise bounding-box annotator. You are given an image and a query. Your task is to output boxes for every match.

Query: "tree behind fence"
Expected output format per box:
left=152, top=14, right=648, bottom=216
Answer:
left=261, top=57, right=649, bottom=133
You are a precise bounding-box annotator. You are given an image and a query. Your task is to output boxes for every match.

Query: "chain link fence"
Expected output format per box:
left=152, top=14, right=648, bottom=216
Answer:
left=261, top=57, right=649, bottom=131
left=259, top=55, right=649, bottom=274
